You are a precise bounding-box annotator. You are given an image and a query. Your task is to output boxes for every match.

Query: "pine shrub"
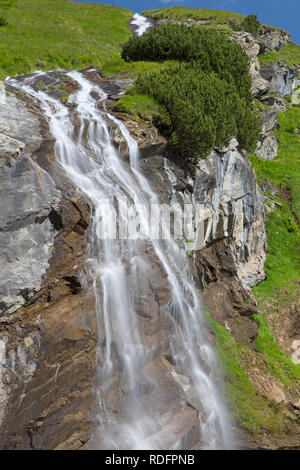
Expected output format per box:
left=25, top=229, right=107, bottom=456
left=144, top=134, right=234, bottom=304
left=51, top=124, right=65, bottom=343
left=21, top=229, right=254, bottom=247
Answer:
left=122, top=24, right=260, bottom=159
left=242, top=14, right=260, bottom=37
left=0, top=15, right=8, bottom=26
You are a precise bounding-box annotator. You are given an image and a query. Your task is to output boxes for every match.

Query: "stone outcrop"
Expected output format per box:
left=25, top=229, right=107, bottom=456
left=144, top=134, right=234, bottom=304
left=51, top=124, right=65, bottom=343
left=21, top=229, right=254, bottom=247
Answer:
left=260, top=61, right=298, bottom=96
left=256, top=109, right=279, bottom=160
left=231, top=32, right=270, bottom=98
left=259, top=26, right=290, bottom=52
left=0, top=96, right=58, bottom=315
left=232, top=30, right=297, bottom=162
left=256, top=134, right=278, bottom=160
left=0, top=90, right=97, bottom=449
left=194, top=140, right=266, bottom=289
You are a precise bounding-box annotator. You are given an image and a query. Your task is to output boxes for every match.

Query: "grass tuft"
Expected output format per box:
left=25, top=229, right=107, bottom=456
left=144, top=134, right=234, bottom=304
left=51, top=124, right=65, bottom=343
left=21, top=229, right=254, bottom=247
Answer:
left=259, top=42, right=300, bottom=66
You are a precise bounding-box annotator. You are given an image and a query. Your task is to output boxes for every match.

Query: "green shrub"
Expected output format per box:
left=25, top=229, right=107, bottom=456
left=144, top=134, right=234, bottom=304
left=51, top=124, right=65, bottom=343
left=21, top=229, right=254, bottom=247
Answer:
left=243, top=14, right=260, bottom=37
left=0, top=15, right=8, bottom=26
left=136, top=62, right=260, bottom=159
left=121, top=24, right=252, bottom=101
left=120, top=24, right=260, bottom=159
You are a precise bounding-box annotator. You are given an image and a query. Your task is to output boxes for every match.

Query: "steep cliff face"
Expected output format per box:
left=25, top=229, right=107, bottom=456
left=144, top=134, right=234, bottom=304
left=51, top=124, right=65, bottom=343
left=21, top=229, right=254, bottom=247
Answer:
left=0, top=90, right=97, bottom=449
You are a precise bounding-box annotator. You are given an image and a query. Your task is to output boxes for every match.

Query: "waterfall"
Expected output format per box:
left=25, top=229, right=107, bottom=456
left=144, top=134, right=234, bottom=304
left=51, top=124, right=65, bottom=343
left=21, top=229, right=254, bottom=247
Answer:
left=130, top=13, right=152, bottom=36
left=7, top=70, right=230, bottom=450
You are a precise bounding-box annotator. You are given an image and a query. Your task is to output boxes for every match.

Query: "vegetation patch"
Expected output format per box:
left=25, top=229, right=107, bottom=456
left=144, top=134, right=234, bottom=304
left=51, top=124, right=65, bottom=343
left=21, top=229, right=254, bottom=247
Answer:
left=121, top=24, right=260, bottom=160
left=0, top=14, right=7, bottom=26
left=253, top=314, right=300, bottom=386
left=207, top=315, right=295, bottom=436
left=242, top=14, right=260, bottom=38
left=100, top=58, right=178, bottom=80
left=250, top=105, right=300, bottom=298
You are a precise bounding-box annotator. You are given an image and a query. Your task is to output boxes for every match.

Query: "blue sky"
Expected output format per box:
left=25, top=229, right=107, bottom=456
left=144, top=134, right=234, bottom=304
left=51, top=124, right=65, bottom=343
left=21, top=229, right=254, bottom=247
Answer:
left=76, top=0, right=300, bottom=44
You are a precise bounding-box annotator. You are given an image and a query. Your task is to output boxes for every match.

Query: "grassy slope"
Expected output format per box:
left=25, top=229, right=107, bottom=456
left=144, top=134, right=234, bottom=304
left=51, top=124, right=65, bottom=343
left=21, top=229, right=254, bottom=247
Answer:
left=259, top=41, right=300, bottom=66
left=113, top=92, right=160, bottom=120
left=250, top=106, right=300, bottom=296
left=143, top=6, right=244, bottom=25
left=0, top=0, right=132, bottom=78
left=208, top=315, right=299, bottom=435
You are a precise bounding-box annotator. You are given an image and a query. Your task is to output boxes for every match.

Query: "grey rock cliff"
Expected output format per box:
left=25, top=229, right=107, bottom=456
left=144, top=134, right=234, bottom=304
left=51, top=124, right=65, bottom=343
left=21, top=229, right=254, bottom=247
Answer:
left=260, top=62, right=297, bottom=96
left=0, top=97, right=59, bottom=315
left=231, top=32, right=270, bottom=98
left=0, top=68, right=267, bottom=449
left=259, top=26, right=290, bottom=52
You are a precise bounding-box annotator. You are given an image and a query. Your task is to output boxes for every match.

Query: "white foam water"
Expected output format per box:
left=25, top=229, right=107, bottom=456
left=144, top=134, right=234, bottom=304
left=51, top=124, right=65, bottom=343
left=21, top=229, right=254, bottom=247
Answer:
left=130, top=13, right=152, bottom=36
left=8, top=70, right=231, bottom=450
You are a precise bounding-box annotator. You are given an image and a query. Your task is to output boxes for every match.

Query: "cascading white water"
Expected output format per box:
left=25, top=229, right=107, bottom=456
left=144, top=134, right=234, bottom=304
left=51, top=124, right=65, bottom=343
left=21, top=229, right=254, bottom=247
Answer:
left=8, top=70, right=230, bottom=450
left=130, top=13, right=152, bottom=36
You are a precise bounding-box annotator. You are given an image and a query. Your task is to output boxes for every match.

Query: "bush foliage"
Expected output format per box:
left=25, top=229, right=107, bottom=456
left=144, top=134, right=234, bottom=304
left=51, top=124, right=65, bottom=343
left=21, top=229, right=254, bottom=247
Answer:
left=136, top=63, right=260, bottom=158
left=122, top=24, right=260, bottom=159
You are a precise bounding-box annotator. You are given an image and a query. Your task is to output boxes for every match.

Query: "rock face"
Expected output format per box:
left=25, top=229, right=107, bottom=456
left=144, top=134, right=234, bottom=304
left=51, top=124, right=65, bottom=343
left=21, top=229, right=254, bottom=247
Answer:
left=256, top=134, right=278, bottom=160
left=137, top=138, right=265, bottom=346
left=194, top=141, right=266, bottom=289
left=260, top=62, right=297, bottom=96
left=0, top=91, right=97, bottom=449
left=256, top=109, right=279, bottom=160
left=231, top=32, right=270, bottom=98
left=0, top=96, right=58, bottom=315
left=259, top=26, right=290, bottom=52
left=231, top=30, right=297, bottom=163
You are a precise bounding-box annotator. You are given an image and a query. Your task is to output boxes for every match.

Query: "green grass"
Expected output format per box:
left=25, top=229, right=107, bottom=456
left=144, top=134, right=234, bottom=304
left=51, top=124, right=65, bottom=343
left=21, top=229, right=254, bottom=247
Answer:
left=0, top=0, right=132, bottom=78
left=113, top=93, right=160, bottom=120
left=259, top=41, right=300, bottom=66
left=249, top=105, right=300, bottom=297
left=207, top=315, right=295, bottom=435
left=143, top=6, right=244, bottom=27
left=101, top=58, right=178, bottom=79
left=253, top=314, right=300, bottom=386
left=212, top=103, right=300, bottom=437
